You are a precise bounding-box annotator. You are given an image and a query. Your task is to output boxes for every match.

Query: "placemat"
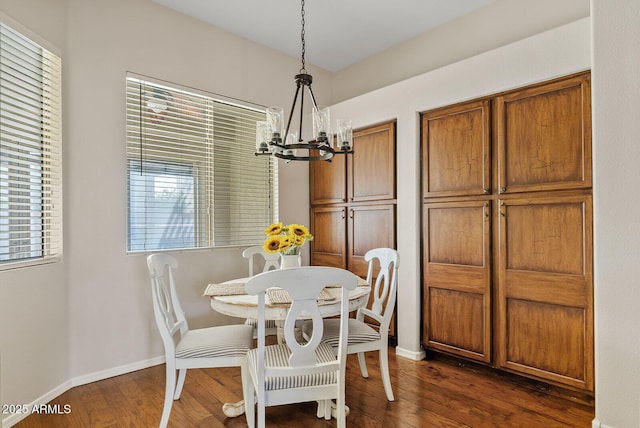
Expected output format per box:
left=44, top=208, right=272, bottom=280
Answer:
left=203, top=282, right=247, bottom=297
left=324, top=277, right=370, bottom=288
left=267, top=288, right=335, bottom=305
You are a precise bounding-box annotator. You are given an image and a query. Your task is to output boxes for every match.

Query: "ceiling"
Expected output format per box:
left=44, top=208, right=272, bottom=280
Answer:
left=152, top=0, right=495, bottom=72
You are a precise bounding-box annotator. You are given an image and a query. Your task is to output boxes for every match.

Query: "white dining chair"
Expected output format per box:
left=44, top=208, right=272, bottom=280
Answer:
left=243, top=266, right=358, bottom=428
left=242, top=245, right=281, bottom=338
left=302, top=247, right=399, bottom=401
left=146, top=253, right=254, bottom=428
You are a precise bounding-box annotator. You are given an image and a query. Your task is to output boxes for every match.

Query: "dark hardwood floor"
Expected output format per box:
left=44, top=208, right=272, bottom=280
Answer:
left=14, top=348, right=594, bottom=427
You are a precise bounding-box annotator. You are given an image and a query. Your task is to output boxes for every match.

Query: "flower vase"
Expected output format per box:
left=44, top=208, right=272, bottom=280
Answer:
left=280, top=254, right=301, bottom=269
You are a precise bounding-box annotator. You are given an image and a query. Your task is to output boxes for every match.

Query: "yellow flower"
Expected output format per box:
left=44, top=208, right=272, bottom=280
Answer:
left=262, top=222, right=312, bottom=255
left=293, top=234, right=306, bottom=246
left=263, top=236, right=281, bottom=253
left=279, top=235, right=294, bottom=250
left=288, top=223, right=311, bottom=238
left=264, top=222, right=283, bottom=236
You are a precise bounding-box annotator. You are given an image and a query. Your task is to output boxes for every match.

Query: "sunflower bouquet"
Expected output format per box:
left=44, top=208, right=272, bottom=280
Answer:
left=262, top=222, right=314, bottom=255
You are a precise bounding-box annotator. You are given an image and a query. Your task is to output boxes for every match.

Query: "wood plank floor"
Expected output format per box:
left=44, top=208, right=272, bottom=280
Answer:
left=14, top=348, right=594, bottom=427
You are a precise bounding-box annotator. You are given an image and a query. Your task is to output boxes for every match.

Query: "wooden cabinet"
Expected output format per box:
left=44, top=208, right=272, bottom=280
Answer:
left=422, top=199, right=492, bottom=363
left=421, top=72, right=593, bottom=392
left=310, top=121, right=397, bottom=335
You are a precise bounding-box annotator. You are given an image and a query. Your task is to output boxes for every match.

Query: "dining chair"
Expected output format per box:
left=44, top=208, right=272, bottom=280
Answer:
left=242, top=245, right=281, bottom=338
left=302, top=247, right=399, bottom=401
left=243, top=266, right=359, bottom=428
left=146, top=253, right=254, bottom=428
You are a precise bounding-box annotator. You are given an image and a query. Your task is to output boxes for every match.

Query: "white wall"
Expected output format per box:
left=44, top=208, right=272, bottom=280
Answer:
left=331, top=0, right=590, bottom=103
left=0, top=0, right=71, bottom=415
left=591, top=1, right=640, bottom=427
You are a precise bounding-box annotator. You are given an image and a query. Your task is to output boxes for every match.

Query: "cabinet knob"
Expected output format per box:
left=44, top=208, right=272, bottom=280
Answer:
left=483, top=188, right=490, bottom=194
left=499, top=186, right=507, bottom=194
left=349, top=209, right=354, bottom=219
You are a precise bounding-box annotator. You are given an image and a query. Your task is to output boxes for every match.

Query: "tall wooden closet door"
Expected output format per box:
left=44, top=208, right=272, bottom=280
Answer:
left=495, top=73, right=591, bottom=195
left=422, top=100, right=491, bottom=198
left=310, top=206, right=347, bottom=269
left=349, top=122, right=396, bottom=203
left=495, top=193, right=593, bottom=391
left=348, top=204, right=396, bottom=278
left=423, top=200, right=492, bottom=363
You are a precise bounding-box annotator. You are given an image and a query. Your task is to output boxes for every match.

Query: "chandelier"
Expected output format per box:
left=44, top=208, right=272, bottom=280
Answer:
left=255, top=0, right=353, bottom=162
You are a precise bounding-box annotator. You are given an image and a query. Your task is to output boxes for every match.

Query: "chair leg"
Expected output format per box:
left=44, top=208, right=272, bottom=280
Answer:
left=257, top=401, right=266, bottom=428
left=357, top=352, right=369, bottom=378
left=160, top=364, right=176, bottom=428
left=379, top=346, right=394, bottom=401
left=242, top=363, right=255, bottom=428
left=173, top=368, right=187, bottom=399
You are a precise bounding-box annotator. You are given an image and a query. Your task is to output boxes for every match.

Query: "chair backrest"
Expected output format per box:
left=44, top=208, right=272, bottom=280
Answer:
left=245, top=266, right=358, bottom=383
left=242, top=245, right=281, bottom=276
left=363, top=248, right=399, bottom=334
left=146, top=253, right=188, bottom=357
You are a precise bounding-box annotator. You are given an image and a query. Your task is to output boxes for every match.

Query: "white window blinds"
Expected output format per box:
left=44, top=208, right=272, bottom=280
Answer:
left=125, top=75, right=278, bottom=252
left=0, top=22, right=62, bottom=267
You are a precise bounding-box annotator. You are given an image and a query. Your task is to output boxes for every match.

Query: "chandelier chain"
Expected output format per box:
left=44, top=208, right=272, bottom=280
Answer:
left=300, top=0, right=306, bottom=73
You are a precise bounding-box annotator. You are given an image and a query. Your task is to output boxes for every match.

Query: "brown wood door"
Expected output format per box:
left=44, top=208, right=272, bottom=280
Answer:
left=310, top=206, right=347, bottom=269
left=309, top=149, right=347, bottom=205
left=348, top=122, right=396, bottom=203
left=347, top=204, right=396, bottom=278
left=422, top=100, right=491, bottom=198
left=495, top=73, right=592, bottom=194
left=422, top=199, right=492, bottom=363
left=495, top=192, right=593, bottom=391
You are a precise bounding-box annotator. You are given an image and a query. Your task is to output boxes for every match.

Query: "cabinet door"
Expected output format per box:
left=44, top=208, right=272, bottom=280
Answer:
left=422, top=100, right=491, bottom=198
left=348, top=204, right=396, bottom=278
left=495, top=193, right=593, bottom=391
left=309, top=149, right=347, bottom=205
left=310, top=206, right=347, bottom=268
left=422, top=200, right=492, bottom=363
left=495, top=73, right=592, bottom=194
left=348, top=122, right=396, bottom=203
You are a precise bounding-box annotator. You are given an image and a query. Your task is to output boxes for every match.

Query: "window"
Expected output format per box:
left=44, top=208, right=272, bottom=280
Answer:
left=125, top=75, right=278, bottom=252
left=0, top=21, right=62, bottom=267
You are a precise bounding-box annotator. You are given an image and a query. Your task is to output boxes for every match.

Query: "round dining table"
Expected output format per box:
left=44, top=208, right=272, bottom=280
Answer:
left=203, top=275, right=371, bottom=419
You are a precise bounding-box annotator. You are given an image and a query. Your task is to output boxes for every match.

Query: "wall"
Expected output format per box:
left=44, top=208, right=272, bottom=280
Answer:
left=591, top=1, right=640, bottom=427
left=0, top=0, right=70, bottom=416
left=331, top=0, right=590, bottom=103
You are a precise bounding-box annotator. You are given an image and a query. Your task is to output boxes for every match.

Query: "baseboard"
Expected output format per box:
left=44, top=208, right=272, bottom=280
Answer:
left=395, top=346, right=426, bottom=361
left=2, top=356, right=165, bottom=428
left=592, top=419, right=615, bottom=428
left=70, top=355, right=165, bottom=388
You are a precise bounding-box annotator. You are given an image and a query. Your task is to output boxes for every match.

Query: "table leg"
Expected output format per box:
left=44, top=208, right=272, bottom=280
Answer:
left=316, top=400, right=350, bottom=419
left=222, top=400, right=245, bottom=418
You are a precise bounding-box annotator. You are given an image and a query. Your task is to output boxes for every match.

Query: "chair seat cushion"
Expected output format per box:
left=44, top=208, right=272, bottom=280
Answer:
left=244, top=318, right=278, bottom=328
left=175, top=324, right=253, bottom=359
left=303, top=318, right=380, bottom=349
left=247, top=342, right=338, bottom=390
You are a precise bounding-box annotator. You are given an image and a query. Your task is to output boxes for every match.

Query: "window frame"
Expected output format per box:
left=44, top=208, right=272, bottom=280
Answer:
left=0, top=14, right=63, bottom=271
left=125, top=74, right=278, bottom=254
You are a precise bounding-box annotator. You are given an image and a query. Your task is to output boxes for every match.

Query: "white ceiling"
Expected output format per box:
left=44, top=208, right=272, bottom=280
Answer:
left=152, top=0, right=495, bottom=72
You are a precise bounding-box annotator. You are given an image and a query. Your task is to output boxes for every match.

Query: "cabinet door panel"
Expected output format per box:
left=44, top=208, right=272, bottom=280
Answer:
left=310, top=207, right=347, bottom=269
left=422, top=100, right=491, bottom=197
left=496, top=193, right=593, bottom=391
left=309, top=149, right=347, bottom=205
left=496, top=74, right=592, bottom=193
left=348, top=204, right=396, bottom=278
left=423, top=200, right=491, bottom=363
left=349, top=122, right=396, bottom=202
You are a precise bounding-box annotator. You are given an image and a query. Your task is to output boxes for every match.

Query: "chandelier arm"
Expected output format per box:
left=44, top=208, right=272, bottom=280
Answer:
left=284, top=83, right=302, bottom=143
left=298, top=83, right=305, bottom=141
